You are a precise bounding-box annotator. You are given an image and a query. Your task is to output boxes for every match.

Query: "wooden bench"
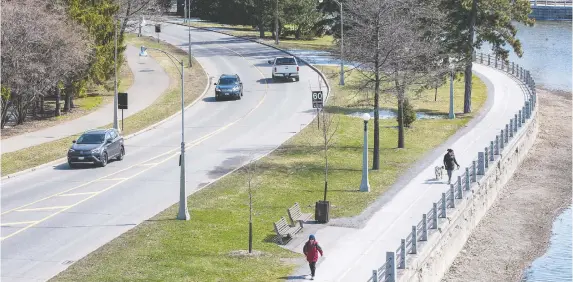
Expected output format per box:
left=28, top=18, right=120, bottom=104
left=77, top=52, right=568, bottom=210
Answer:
left=274, top=217, right=301, bottom=244
left=287, top=202, right=313, bottom=228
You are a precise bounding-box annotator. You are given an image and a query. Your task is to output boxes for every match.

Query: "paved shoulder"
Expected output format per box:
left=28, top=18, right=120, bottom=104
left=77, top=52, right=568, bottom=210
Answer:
left=1, top=45, right=170, bottom=154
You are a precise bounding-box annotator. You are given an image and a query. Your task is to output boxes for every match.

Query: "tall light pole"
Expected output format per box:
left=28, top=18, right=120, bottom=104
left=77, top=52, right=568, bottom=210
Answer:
left=275, top=0, right=279, bottom=45
left=318, top=0, right=344, bottom=85
left=139, top=46, right=190, bottom=221
left=187, top=0, right=192, bottom=67
left=449, top=59, right=455, bottom=119
left=359, top=113, right=371, bottom=192
left=113, top=17, right=119, bottom=130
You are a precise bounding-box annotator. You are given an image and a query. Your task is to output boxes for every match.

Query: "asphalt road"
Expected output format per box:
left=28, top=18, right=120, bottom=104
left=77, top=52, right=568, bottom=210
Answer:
left=1, top=23, right=327, bottom=282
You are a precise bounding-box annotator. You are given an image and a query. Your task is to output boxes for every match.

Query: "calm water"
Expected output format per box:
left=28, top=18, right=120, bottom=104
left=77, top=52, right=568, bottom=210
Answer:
left=480, top=21, right=572, bottom=92
left=521, top=208, right=573, bottom=282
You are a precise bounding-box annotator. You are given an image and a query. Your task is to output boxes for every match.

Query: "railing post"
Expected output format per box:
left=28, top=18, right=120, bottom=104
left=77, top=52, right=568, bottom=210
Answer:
left=518, top=110, right=523, bottom=127
left=421, top=214, right=428, bottom=241
left=526, top=101, right=531, bottom=119
left=495, top=55, right=498, bottom=68
left=465, top=167, right=470, bottom=190
left=489, top=141, right=495, bottom=161
left=411, top=226, right=417, bottom=254
left=512, top=62, right=515, bottom=74
left=387, top=251, right=397, bottom=282
left=484, top=147, right=489, bottom=168
left=488, top=54, right=491, bottom=65
left=500, top=130, right=505, bottom=150
left=522, top=106, right=526, bottom=123
left=509, top=120, right=514, bottom=137
left=457, top=177, right=463, bottom=198
left=505, top=124, right=509, bottom=142
left=432, top=203, right=438, bottom=229
left=480, top=53, right=483, bottom=63
left=399, top=240, right=406, bottom=269
left=478, top=152, right=485, bottom=175
left=495, top=136, right=500, bottom=155
left=372, top=270, right=379, bottom=282
left=514, top=114, right=518, bottom=132
left=449, top=184, right=455, bottom=208
left=441, top=193, right=447, bottom=218
left=457, top=175, right=462, bottom=194
left=472, top=160, right=477, bottom=182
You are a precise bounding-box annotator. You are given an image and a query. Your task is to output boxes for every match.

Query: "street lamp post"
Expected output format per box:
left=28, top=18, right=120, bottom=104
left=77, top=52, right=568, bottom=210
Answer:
left=139, top=46, right=190, bottom=221
left=449, top=59, right=455, bottom=119
left=319, top=0, right=344, bottom=85
left=187, top=0, right=192, bottom=67
left=359, top=113, right=371, bottom=192
left=275, top=0, right=279, bottom=45
left=113, top=18, right=119, bottom=130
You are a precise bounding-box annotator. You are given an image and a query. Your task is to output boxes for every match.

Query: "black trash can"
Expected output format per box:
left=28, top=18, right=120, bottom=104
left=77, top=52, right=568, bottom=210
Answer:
left=315, top=200, right=330, bottom=223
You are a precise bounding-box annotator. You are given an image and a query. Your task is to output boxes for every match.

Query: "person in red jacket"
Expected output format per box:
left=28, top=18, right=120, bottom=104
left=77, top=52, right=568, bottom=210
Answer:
left=303, top=234, right=324, bottom=280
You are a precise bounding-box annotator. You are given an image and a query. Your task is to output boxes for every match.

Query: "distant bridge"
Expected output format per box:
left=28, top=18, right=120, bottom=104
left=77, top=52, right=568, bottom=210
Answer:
left=529, top=0, right=572, bottom=20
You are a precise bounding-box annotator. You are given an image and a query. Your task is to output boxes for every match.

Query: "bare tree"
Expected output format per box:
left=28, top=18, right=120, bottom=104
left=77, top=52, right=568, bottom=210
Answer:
left=116, top=0, right=168, bottom=37
left=319, top=93, right=340, bottom=202
left=343, top=0, right=445, bottom=151
left=1, top=0, right=91, bottom=126
left=242, top=157, right=258, bottom=254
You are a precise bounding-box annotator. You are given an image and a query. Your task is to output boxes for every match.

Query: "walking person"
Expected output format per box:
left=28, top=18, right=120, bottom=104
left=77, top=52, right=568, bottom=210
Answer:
left=443, top=148, right=460, bottom=184
left=303, top=234, right=324, bottom=280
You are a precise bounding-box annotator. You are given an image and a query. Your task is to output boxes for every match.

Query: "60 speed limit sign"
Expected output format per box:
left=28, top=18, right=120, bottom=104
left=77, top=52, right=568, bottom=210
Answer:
left=312, top=91, right=323, bottom=109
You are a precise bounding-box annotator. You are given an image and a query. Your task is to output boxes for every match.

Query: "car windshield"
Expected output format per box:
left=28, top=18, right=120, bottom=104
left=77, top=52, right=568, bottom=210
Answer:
left=276, top=58, right=296, bottom=65
left=77, top=133, right=105, bottom=144
left=218, top=78, right=238, bottom=85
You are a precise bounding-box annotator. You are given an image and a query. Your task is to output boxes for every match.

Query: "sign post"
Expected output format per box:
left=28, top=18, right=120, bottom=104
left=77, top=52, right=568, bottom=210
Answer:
left=118, top=92, right=128, bottom=131
left=155, top=24, right=161, bottom=42
left=312, top=91, right=324, bottom=129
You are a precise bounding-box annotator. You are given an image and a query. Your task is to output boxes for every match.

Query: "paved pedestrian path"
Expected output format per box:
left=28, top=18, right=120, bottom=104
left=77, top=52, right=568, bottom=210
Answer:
left=1, top=44, right=170, bottom=154
left=287, top=63, right=529, bottom=281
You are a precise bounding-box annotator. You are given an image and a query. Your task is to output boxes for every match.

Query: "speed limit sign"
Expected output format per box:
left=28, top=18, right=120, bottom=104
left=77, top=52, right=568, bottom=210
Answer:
left=312, top=91, right=323, bottom=108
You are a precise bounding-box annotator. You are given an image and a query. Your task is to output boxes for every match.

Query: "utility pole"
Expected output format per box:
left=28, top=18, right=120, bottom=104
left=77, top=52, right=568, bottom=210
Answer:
left=113, top=17, right=119, bottom=130
left=188, top=0, right=192, bottom=67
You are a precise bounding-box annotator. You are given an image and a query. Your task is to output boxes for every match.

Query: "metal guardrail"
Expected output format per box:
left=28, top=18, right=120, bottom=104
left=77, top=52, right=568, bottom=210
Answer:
left=368, top=52, right=537, bottom=282
left=530, top=0, right=573, bottom=6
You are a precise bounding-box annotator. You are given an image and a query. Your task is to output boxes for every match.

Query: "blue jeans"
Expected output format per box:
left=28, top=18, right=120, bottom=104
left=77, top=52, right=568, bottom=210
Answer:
left=447, top=170, right=453, bottom=182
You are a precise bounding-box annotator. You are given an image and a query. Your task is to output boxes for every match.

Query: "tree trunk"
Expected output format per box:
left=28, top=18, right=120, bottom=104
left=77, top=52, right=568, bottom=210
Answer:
left=295, top=27, right=301, bottom=39
left=434, top=86, right=438, bottom=101
left=464, top=0, right=478, bottom=114
left=372, top=23, right=381, bottom=170
left=258, top=23, right=265, bottom=38
left=55, top=87, right=61, bottom=117
left=397, top=93, right=405, bottom=149
left=40, top=95, right=45, bottom=115
left=63, top=88, right=71, bottom=112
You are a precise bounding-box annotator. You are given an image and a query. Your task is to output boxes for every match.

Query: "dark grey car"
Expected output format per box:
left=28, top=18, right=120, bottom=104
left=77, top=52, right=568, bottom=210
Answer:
left=67, top=128, right=125, bottom=168
left=214, top=74, right=243, bottom=101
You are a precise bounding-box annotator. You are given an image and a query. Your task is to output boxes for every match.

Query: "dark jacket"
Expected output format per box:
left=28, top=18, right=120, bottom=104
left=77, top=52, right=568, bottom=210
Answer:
left=443, top=152, right=459, bottom=170
left=303, top=240, right=324, bottom=262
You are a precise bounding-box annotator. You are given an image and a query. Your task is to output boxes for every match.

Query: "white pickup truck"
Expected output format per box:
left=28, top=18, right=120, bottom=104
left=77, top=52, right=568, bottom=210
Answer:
left=268, top=56, right=300, bottom=82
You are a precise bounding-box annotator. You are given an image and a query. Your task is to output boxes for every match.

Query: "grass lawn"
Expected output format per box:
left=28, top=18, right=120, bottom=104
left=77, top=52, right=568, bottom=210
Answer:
left=184, top=21, right=335, bottom=51
left=51, top=65, right=487, bottom=281
left=1, top=34, right=207, bottom=175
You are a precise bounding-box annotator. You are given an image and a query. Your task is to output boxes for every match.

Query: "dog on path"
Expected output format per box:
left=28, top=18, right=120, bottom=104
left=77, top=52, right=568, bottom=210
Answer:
left=435, top=165, right=444, bottom=180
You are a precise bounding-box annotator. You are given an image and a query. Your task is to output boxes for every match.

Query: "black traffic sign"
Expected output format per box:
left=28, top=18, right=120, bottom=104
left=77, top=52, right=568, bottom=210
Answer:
left=312, top=91, right=323, bottom=109
left=118, top=92, right=128, bottom=109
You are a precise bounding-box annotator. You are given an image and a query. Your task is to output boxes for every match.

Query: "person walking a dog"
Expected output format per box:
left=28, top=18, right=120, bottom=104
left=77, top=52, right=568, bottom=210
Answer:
left=303, top=234, right=324, bottom=280
left=443, top=149, right=460, bottom=184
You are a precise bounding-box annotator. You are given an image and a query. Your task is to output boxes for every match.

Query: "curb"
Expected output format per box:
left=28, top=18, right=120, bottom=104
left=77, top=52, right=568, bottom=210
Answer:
left=168, top=21, right=332, bottom=102
left=1, top=41, right=212, bottom=181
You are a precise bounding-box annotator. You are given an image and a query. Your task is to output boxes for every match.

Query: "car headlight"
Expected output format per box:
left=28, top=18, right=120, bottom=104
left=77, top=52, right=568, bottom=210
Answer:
left=91, top=148, right=100, bottom=154
left=68, top=149, right=75, bottom=153
left=232, top=86, right=240, bottom=92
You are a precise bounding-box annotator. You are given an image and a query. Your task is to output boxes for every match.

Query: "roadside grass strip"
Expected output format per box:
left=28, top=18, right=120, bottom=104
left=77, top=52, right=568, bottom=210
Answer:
left=52, top=66, right=486, bottom=281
